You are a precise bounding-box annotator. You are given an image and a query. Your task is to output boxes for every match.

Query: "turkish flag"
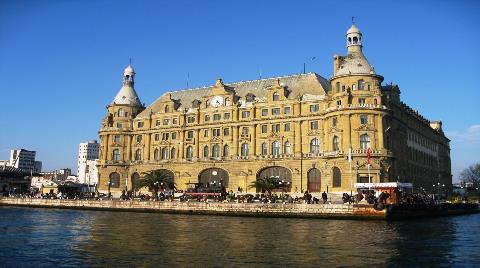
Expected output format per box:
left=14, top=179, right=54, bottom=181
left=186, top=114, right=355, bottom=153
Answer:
left=367, top=148, right=371, bottom=165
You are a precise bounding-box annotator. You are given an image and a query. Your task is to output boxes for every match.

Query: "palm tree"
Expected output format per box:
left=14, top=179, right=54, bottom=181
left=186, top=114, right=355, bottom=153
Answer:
left=249, top=176, right=288, bottom=197
left=135, top=170, right=176, bottom=200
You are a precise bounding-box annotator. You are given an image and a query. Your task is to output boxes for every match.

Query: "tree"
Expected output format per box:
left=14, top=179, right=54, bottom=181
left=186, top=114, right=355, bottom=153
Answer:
left=249, top=176, right=288, bottom=196
left=460, top=163, right=480, bottom=188
left=135, top=170, right=176, bottom=200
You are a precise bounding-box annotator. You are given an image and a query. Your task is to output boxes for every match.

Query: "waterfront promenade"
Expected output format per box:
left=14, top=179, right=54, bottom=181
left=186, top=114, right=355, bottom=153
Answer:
left=0, top=197, right=385, bottom=220
left=1, top=197, right=478, bottom=220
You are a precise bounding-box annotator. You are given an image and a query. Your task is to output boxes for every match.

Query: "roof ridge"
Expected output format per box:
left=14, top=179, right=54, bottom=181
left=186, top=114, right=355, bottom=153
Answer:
left=164, top=72, right=317, bottom=95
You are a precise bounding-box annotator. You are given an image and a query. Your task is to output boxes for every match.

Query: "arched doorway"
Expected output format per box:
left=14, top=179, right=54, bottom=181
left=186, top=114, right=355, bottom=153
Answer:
left=256, top=166, right=292, bottom=193
left=131, top=172, right=140, bottom=196
left=109, top=172, right=120, bottom=190
left=307, top=168, right=321, bottom=192
left=198, top=168, right=229, bottom=188
left=333, top=167, right=342, bottom=188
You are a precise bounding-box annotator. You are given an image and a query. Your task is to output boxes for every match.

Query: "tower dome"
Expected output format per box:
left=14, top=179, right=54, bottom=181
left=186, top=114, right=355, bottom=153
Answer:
left=346, top=24, right=362, bottom=54
left=112, top=64, right=142, bottom=106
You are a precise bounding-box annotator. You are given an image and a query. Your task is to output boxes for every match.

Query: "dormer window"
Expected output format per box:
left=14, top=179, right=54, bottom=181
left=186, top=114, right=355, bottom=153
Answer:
left=118, top=108, right=125, bottom=117
left=273, top=92, right=280, bottom=101
left=192, top=99, right=201, bottom=108
left=165, top=105, right=170, bottom=113
left=137, top=121, right=144, bottom=128
left=246, top=93, right=255, bottom=102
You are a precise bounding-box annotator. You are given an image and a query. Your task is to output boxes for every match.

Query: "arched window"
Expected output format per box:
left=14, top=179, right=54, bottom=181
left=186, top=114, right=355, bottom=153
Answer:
left=203, top=146, right=209, bottom=158
left=273, top=92, right=279, bottom=101
left=223, top=145, right=229, bottom=157
left=348, top=37, right=352, bottom=44
left=333, top=167, right=341, bottom=188
left=358, top=79, right=365, bottom=90
left=310, top=138, right=320, bottom=154
left=261, top=142, right=268, bottom=156
left=161, top=147, right=168, bottom=160
left=135, top=149, right=142, bottom=160
left=170, top=147, right=176, bottom=159
left=112, top=149, right=120, bottom=161
left=212, top=144, right=220, bottom=157
left=241, top=143, right=249, bottom=157
left=333, top=136, right=339, bottom=151
left=109, top=172, right=120, bottom=188
left=225, top=97, right=231, bottom=106
left=154, top=148, right=159, bottom=160
left=271, top=140, right=280, bottom=156
left=352, top=84, right=357, bottom=90
left=118, top=108, right=125, bottom=117
left=353, top=36, right=358, bottom=44
left=164, top=105, right=170, bottom=113
left=136, top=135, right=142, bottom=143
left=374, top=99, right=378, bottom=105
left=284, top=141, right=291, bottom=155
left=360, top=134, right=370, bottom=150
left=186, top=146, right=193, bottom=159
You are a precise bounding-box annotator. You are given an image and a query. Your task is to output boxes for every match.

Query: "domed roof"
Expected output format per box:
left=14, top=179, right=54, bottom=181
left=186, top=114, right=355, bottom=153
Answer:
left=124, top=64, right=135, bottom=76
left=112, top=83, right=142, bottom=106
left=347, top=24, right=360, bottom=34
left=335, top=52, right=376, bottom=76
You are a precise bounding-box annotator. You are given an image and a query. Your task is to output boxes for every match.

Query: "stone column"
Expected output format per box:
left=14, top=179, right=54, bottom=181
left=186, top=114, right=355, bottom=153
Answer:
left=144, top=133, right=151, bottom=160
left=345, top=114, right=351, bottom=151
left=195, top=129, right=200, bottom=158
left=126, top=135, right=131, bottom=161
left=251, top=124, right=256, bottom=156
left=179, top=131, right=184, bottom=159
left=294, top=121, right=301, bottom=155
left=233, top=126, right=238, bottom=156
left=377, top=114, right=384, bottom=151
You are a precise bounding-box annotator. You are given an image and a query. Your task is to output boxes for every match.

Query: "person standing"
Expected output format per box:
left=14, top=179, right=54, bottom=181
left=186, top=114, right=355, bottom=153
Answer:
left=322, top=191, right=328, bottom=204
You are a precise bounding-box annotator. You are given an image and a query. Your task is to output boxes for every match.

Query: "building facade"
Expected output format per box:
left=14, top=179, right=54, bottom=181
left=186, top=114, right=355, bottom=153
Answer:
left=8, top=149, right=41, bottom=172
left=97, top=25, right=451, bottom=197
left=77, top=140, right=99, bottom=184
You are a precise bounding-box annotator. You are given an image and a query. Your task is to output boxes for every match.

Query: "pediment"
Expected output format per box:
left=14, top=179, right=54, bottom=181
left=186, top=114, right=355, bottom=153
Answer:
left=328, top=127, right=343, bottom=134
left=307, top=130, right=321, bottom=136
left=267, top=132, right=282, bottom=139
left=354, top=124, right=376, bottom=132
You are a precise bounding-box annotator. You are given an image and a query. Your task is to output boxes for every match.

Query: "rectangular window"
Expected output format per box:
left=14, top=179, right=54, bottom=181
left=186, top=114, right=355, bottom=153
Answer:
left=213, top=129, right=221, bottom=137
left=310, top=104, right=319, bottom=113
left=242, top=127, right=249, bottom=135
left=156, top=120, right=161, bottom=126
left=284, top=123, right=290, bottom=132
left=284, top=107, right=291, bottom=115
left=137, top=121, right=144, bottom=128
left=114, top=135, right=121, bottom=143
left=261, top=109, right=268, bottom=116
left=310, top=121, right=318, bottom=130
left=204, top=129, right=209, bottom=137
left=172, top=118, right=178, bottom=125
left=336, top=82, right=340, bottom=93
left=117, top=123, right=123, bottom=128
left=261, top=125, right=268, bottom=133
left=272, top=124, right=280, bottom=132
left=224, top=113, right=230, bottom=120
left=162, top=133, right=169, bottom=140
left=154, top=134, right=160, bottom=141
left=223, top=128, right=230, bottom=136
left=214, top=114, right=221, bottom=121
left=360, top=115, right=368, bottom=124
left=171, top=132, right=177, bottom=140
left=272, top=108, right=280, bottom=115
left=163, top=118, right=169, bottom=125
left=242, top=111, right=250, bottom=118
left=205, top=115, right=210, bottom=122
left=337, top=100, right=342, bottom=106
left=187, top=131, right=193, bottom=139
left=358, top=98, right=366, bottom=105
left=187, top=116, right=195, bottom=123
left=333, top=117, right=338, bottom=127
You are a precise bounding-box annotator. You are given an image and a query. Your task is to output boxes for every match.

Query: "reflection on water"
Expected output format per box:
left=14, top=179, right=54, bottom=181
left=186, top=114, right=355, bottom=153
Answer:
left=0, top=207, right=479, bottom=267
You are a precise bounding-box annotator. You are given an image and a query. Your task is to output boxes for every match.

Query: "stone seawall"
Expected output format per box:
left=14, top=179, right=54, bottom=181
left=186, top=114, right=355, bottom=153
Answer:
left=0, top=198, right=386, bottom=220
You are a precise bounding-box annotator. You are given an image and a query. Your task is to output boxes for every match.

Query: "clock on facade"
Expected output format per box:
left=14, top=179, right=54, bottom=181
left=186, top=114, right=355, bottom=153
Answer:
left=211, top=96, right=224, bottom=107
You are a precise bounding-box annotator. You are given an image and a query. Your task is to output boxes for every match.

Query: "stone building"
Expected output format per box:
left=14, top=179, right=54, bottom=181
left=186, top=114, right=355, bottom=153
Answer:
left=97, top=24, right=451, bottom=197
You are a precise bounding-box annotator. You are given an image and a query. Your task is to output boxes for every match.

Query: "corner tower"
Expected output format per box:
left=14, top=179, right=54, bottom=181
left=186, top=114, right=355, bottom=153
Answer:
left=99, top=64, right=145, bottom=168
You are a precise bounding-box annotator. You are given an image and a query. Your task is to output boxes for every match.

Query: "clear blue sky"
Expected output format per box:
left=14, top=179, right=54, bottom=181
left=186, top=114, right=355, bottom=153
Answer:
left=0, top=0, right=479, bottom=181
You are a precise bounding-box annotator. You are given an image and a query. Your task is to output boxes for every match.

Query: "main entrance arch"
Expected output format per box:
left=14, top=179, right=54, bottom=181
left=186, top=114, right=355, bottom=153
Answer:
left=307, top=168, right=321, bottom=192
left=198, top=168, right=229, bottom=188
left=256, top=166, right=292, bottom=193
